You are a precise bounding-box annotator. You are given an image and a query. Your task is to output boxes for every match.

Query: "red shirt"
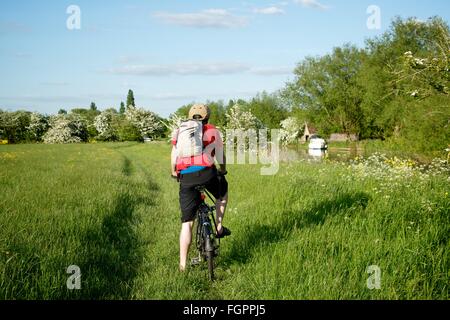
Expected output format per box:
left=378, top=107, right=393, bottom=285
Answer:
left=171, top=124, right=223, bottom=173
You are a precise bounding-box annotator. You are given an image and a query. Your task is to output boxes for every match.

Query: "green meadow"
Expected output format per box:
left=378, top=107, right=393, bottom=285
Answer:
left=0, top=142, right=448, bottom=299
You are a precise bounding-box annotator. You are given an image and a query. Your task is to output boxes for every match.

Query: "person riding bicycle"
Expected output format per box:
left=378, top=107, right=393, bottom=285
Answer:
left=171, top=103, right=231, bottom=272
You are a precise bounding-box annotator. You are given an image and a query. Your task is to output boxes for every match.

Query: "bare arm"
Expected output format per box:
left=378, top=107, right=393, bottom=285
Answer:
left=214, top=130, right=226, bottom=173
left=171, top=145, right=178, bottom=177
left=219, top=154, right=226, bottom=174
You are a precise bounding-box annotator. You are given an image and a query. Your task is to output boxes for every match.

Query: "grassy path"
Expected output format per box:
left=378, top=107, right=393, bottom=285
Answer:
left=0, top=143, right=448, bottom=299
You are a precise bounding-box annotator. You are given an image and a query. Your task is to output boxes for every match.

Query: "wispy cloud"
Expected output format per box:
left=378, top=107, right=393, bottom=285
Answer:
left=150, top=93, right=198, bottom=101
left=250, top=66, right=293, bottom=76
left=14, top=52, right=32, bottom=59
left=253, top=6, right=285, bottom=15
left=293, top=0, right=330, bottom=10
left=107, top=62, right=251, bottom=76
left=116, top=55, right=146, bottom=64
left=40, top=82, right=69, bottom=86
left=0, top=21, right=32, bottom=34
left=153, top=9, right=249, bottom=28
left=107, top=62, right=292, bottom=77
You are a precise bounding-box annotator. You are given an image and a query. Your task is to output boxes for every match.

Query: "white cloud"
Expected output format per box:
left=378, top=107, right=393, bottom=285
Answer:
left=14, top=52, right=32, bottom=59
left=116, top=55, right=146, bottom=64
left=107, top=62, right=293, bottom=77
left=250, top=66, right=293, bottom=76
left=153, top=9, right=248, bottom=28
left=0, top=21, right=32, bottom=34
left=253, top=6, right=285, bottom=15
left=150, top=93, right=198, bottom=100
left=108, top=63, right=251, bottom=76
left=40, top=82, right=69, bottom=86
left=294, top=0, right=330, bottom=10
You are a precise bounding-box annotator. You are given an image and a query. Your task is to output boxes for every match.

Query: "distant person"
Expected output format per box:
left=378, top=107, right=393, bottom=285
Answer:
left=171, top=104, right=231, bottom=272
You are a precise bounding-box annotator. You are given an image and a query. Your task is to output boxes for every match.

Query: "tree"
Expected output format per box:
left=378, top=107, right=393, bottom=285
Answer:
left=70, top=107, right=100, bottom=139
left=58, top=109, right=67, bottom=115
left=119, top=102, right=126, bottom=114
left=115, top=117, right=141, bottom=142
left=246, top=92, right=288, bottom=129
left=0, top=110, right=32, bottom=143
left=174, top=104, right=191, bottom=119
left=90, top=102, right=97, bottom=111
left=279, top=117, right=302, bottom=146
left=104, top=108, right=118, bottom=114
left=225, top=104, right=264, bottom=131
left=395, top=18, right=450, bottom=97
left=283, top=44, right=366, bottom=136
left=126, top=90, right=135, bottom=108
left=359, top=16, right=450, bottom=140
left=43, top=114, right=88, bottom=144
left=27, top=112, right=49, bottom=142
left=125, top=106, right=164, bottom=140
left=205, top=100, right=226, bottom=128
left=94, top=110, right=117, bottom=141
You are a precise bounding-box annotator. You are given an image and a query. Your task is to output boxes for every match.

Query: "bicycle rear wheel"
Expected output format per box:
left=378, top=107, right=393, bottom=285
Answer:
left=206, top=247, right=214, bottom=281
left=203, top=224, right=215, bottom=281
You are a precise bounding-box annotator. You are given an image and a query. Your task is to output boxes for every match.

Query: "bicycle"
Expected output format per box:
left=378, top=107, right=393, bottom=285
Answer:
left=191, top=186, right=220, bottom=281
left=172, top=170, right=227, bottom=280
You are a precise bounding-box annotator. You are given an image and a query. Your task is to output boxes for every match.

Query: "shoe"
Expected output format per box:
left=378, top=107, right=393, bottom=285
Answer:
left=216, top=226, right=231, bottom=239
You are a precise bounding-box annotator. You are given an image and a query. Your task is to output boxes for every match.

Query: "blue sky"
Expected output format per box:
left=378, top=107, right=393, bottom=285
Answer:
left=0, top=0, right=449, bottom=117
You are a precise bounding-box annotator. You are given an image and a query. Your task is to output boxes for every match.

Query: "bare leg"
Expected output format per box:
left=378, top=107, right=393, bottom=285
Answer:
left=215, top=193, right=228, bottom=234
left=179, top=221, right=194, bottom=271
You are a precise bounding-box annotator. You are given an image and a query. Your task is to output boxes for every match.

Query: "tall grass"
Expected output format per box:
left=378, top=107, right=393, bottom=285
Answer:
left=0, top=142, right=448, bottom=299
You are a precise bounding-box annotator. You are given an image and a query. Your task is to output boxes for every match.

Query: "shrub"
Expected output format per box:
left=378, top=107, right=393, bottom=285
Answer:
left=279, top=117, right=302, bottom=146
left=225, top=104, right=264, bottom=131
left=94, top=111, right=118, bottom=141
left=27, top=112, right=49, bottom=142
left=43, top=114, right=88, bottom=144
left=125, top=106, right=164, bottom=140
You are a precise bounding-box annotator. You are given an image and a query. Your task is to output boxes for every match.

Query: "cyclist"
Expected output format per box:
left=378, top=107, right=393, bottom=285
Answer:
left=171, top=104, right=231, bottom=272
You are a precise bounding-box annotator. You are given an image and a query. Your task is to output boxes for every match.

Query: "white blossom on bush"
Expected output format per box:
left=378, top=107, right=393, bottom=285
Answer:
left=225, top=104, right=264, bottom=130
left=279, top=117, right=301, bottom=146
left=225, top=104, right=265, bottom=153
left=27, top=112, right=49, bottom=141
left=166, top=113, right=183, bottom=132
left=94, top=111, right=116, bottom=141
left=0, top=110, right=18, bottom=139
left=125, top=106, right=163, bottom=140
left=43, top=114, right=87, bottom=144
left=163, top=113, right=184, bottom=142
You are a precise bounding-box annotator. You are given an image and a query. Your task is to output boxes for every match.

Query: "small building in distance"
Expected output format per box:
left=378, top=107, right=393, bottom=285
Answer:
left=328, top=133, right=359, bottom=142
left=299, top=122, right=318, bottom=143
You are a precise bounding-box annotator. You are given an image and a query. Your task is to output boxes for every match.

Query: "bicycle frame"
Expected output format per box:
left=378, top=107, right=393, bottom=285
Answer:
left=200, top=189, right=219, bottom=233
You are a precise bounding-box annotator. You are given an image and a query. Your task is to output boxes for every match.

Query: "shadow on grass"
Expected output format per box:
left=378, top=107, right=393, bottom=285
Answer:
left=73, top=156, right=159, bottom=299
left=223, top=192, right=370, bottom=266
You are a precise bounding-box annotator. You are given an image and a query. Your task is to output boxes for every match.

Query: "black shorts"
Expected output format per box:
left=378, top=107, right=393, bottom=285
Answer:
left=179, top=167, right=228, bottom=223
